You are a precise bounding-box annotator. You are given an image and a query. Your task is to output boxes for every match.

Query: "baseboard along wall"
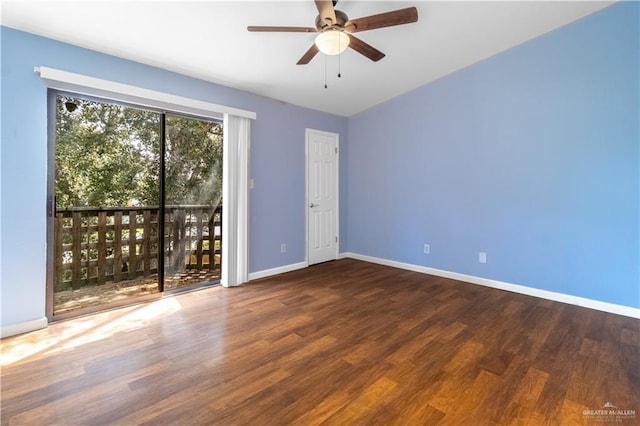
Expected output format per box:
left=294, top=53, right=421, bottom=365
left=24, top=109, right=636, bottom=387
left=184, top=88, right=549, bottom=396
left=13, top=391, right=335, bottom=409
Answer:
left=4, top=254, right=636, bottom=338
left=338, top=252, right=640, bottom=319
left=248, top=261, right=308, bottom=281
left=1, top=317, right=48, bottom=339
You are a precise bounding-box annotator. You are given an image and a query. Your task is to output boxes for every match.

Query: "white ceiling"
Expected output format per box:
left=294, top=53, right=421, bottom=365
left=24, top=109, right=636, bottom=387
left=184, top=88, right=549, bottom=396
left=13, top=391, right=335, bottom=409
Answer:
left=1, top=0, right=613, bottom=117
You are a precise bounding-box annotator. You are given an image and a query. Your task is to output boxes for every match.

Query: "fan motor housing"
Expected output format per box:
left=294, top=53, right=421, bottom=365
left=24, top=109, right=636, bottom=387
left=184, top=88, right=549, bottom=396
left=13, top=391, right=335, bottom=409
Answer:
left=315, top=10, right=349, bottom=30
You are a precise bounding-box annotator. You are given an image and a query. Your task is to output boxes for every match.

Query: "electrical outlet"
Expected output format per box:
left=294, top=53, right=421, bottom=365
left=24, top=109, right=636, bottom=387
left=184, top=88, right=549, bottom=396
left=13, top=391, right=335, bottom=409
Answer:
left=280, top=243, right=287, bottom=254
left=479, top=252, right=487, bottom=264
left=423, top=244, right=430, bottom=254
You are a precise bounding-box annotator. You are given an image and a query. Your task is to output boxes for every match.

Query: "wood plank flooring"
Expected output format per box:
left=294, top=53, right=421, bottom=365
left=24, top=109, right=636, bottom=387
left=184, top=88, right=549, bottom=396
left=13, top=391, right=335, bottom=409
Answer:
left=1, top=259, right=639, bottom=425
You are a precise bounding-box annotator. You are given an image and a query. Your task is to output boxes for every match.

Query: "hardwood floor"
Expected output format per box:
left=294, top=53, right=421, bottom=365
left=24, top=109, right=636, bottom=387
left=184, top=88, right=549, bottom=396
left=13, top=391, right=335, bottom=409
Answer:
left=1, top=259, right=638, bottom=425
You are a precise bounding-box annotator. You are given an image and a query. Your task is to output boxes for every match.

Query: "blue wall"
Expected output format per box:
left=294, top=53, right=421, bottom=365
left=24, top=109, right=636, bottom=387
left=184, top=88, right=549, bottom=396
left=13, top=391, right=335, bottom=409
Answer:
left=0, top=27, right=347, bottom=327
left=346, top=2, right=639, bottom=308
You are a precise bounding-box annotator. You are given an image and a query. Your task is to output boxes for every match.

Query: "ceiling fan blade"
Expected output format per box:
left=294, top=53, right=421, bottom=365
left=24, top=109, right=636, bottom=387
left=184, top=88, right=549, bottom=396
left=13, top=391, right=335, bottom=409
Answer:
left=345, top=7, right=418, bottom=33
left=247, top=26, right=317, bottom=33
left=347, top=34, right=385, bottom=62
left=297, top=44, right=320, bottom=65
left=315, top=0, right=337, bottom=26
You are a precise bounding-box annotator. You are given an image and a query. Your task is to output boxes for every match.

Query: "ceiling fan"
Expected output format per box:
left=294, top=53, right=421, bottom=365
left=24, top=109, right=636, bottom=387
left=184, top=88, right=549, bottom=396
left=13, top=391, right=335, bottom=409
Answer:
left=247, top=0, right=418, bottom=65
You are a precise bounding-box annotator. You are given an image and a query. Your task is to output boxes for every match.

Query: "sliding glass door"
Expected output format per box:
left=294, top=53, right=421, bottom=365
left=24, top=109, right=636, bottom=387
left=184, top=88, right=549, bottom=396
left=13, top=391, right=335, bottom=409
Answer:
left=163, top=114, right=223, bottom=291
left=50, top=94, right=222, bottom=318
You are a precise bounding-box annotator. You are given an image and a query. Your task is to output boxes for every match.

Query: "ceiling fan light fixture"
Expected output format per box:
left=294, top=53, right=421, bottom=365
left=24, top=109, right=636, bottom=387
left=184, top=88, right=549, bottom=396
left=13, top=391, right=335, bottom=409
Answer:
left=315, top=30, right=350, bottom=55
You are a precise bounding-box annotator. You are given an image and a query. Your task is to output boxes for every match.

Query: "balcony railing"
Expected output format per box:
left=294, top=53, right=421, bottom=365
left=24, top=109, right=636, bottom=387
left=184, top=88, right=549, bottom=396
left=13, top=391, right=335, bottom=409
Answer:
left=54, top=205, right=221, bottom=291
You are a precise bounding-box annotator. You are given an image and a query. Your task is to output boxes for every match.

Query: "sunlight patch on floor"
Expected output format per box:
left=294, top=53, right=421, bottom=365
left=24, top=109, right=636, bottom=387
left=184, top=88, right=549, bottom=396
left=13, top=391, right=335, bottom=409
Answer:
left=1, top=297, right=183, bottom=366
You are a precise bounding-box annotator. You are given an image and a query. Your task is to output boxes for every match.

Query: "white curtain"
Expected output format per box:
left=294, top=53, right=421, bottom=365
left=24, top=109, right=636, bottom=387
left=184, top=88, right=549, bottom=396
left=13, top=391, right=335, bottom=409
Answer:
left=221, top=114, right=250, bottom=287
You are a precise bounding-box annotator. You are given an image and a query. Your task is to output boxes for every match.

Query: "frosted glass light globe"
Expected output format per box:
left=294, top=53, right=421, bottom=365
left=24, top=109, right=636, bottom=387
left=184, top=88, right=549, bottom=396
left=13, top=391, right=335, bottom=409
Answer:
left=315, top=30, right=350, bottom=55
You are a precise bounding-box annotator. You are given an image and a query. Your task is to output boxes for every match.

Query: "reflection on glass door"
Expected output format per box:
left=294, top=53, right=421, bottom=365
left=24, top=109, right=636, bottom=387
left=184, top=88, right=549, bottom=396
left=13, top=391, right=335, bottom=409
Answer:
left=53, top=95, right=161, bottom=316
left=163, top=114, right=223, bottom=291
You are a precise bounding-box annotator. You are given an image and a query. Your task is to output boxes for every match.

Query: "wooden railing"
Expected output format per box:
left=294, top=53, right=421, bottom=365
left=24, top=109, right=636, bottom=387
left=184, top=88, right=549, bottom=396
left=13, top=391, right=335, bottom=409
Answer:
left=54, top=205, right=222, bottom=291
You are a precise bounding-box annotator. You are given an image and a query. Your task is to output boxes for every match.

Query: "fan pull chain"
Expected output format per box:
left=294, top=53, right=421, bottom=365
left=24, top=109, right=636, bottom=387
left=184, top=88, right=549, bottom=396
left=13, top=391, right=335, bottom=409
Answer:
left=324, top=54, right=328, bottom=89
left=338, top=35, right=342, bottom=78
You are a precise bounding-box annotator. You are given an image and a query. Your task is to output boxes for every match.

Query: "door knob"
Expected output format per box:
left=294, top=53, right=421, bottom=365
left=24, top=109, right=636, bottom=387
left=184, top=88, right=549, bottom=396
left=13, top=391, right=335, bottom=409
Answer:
left=310, top=203, right=318, bottom=208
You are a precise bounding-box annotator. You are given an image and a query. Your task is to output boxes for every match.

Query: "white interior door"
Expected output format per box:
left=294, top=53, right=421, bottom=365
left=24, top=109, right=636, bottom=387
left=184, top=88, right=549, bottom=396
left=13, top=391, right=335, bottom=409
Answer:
left=306, top=129, right=338, bottom=265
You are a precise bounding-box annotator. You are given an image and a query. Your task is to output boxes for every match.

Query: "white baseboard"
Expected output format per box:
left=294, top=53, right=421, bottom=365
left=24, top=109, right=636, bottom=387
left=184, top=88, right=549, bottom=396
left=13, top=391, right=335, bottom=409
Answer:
left=341, top=252, right=640, bottom=319
left=249, top=261, right=308, bottom=281
left=1, top=317, right=48, bottom=338
left=3, top=256, right=635, bottom=338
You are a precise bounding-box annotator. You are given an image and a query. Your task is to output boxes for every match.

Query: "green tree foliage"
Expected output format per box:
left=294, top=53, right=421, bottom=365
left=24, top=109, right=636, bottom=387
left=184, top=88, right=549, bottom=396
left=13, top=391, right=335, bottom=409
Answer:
left=55, top=95, right=223, bottom=208
left=165, top=115, right=223, bottom=206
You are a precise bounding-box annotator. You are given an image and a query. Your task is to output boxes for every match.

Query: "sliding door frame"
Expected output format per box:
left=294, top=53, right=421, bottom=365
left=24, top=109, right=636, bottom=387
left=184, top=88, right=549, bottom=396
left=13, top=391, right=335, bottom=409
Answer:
left=38, top=66, right=254, bottom=301
left=46, top=90, right=224, bottom=321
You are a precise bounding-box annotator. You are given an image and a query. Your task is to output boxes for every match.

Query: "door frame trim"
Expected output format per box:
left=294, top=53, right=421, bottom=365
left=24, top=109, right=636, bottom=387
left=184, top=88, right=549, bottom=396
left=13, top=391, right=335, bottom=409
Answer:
left=46, top=90, right=56, bottom=320
left=305, top=128, right=340, bottom=266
